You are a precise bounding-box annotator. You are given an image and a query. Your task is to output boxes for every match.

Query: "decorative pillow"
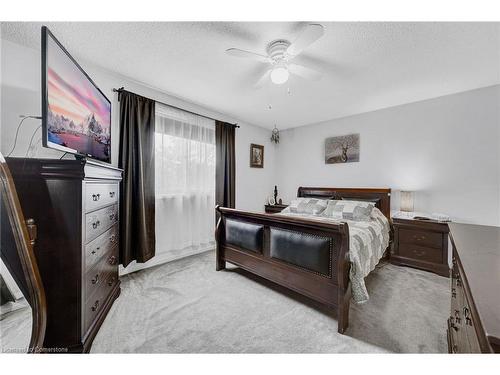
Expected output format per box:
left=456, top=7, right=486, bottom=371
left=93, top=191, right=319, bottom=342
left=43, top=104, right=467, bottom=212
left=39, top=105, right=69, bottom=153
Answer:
left=341, top=196, right=380, bottom=205
left=284, top=198, right=328, bottom=215
left=321, top=200, right=375, bottom=221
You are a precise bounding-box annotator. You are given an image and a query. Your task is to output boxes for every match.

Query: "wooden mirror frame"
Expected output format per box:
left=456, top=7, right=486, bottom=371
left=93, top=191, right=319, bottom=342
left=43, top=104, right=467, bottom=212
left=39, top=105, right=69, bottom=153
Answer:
left=0, top=153, right=46, bottom=352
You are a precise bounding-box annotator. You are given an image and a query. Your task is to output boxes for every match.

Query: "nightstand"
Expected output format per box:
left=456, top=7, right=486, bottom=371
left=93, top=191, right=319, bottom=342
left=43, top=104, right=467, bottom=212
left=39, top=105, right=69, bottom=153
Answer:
left=265, top=204, right=288, bottom=213
left=391, top=217, right=450, bottom=277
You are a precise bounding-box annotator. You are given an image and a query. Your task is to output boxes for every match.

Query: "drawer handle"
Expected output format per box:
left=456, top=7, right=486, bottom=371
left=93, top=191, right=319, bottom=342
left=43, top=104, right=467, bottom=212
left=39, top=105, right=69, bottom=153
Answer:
left=92, top=193, right=101, bottom=202
left=413, top=234, right=426, bottom=241
left=456, top=275, right=462, bottom=287
left=91, top=246, right=100, bottom=255
left=463, top=306, right=469, bottom=318
left=92, top=220, right=101, bottom=229
left=109, top=191, right=116, bottom=198
left=451, top=288, right=456, bottom=298
left=463, top=307, right=473, bottom=326
left=108, top=255, right=117, bottom=265
left=91, top=274, right=99, bottom=284
left=110, top=234, right=116, bottom=243
left=91, top=300, right=100, bottom=312
left=449, top=319, right=458, bottom=332
left=109, top=213, right=115, bottom=221
left=108, top=277, right=116, bottom=287
left=412, top=248, right=426, bottom=257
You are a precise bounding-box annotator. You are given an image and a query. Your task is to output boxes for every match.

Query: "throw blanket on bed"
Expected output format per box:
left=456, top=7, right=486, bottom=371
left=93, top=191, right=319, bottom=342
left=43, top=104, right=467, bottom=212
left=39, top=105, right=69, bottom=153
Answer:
left=277, top=207, right=390, bottom=303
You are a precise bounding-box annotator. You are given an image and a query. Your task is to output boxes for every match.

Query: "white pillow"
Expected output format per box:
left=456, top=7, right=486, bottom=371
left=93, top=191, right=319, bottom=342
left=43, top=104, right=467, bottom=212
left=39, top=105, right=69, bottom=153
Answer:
left=321, top=199, right=375, bottom=221
left=282, top=197, right=328, bottom=215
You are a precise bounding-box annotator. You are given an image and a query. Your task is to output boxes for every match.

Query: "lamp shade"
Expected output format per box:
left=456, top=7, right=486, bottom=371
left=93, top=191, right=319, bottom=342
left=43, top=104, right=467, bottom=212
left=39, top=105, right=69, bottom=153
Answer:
left=400, top=191, right=414, bottom=212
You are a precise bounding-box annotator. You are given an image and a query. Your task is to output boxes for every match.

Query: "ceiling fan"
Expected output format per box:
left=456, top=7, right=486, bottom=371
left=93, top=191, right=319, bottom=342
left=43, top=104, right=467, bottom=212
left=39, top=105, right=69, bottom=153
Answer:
left=225, top=24, right=325, bottom=88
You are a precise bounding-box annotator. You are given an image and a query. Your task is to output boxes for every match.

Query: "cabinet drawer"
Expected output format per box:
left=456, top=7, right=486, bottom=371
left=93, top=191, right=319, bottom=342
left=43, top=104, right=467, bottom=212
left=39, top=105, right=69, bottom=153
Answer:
left=85, top=204, right=119, bottom=243
left=85, top=267, right=104, bottom=303
left=85, top=225, right=118, bottom=271
left=84, top=246, right=118, bottom=302
left=85, top=182, right=119, bottom=213
left=464, top=306, right=481, bottom=353
left=83, top=271, right=118, bottom=336
left=399, top=228, right=442, bottom=249
left=399, top=243, right=442, bottom=264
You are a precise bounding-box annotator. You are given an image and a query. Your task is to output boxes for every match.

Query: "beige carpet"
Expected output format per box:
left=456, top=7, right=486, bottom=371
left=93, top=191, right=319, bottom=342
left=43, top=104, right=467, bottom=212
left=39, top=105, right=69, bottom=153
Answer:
left=89, top=250, right=449, bottom=353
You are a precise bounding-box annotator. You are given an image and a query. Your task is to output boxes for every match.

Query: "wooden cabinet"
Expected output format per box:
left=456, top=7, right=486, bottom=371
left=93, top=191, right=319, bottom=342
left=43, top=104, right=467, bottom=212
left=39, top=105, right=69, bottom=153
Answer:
left=6, top=157, right=122, bottom=353
left=447, top=223, right=500, bottom=353
left=264, top=204, right=288, bottom=213
left=391, top=217, right=450, bottom=277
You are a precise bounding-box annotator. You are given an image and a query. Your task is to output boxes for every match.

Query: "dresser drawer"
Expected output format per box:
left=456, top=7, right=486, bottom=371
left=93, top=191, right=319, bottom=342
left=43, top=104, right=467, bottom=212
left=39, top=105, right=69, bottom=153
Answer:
left=463, top=304, right=482, bottom=353
left=399, top=243, right=442, bottom=264
left=85, top=225, right=118, bottom=270
left=399, top=228, right=442, bottom=249
left=85, top=267, right=104, bottom=303
left=85, top=182, right=119, bottom=213
left=84, top=246, right=118, bottom=302
left=83, top=271, right=119, bottom=336
left=85, top=204, right=119, bottom=243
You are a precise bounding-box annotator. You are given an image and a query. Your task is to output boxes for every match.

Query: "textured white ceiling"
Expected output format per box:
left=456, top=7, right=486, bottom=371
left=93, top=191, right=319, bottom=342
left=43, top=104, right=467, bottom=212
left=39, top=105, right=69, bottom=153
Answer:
left=1, top=22, right=499, bottom=129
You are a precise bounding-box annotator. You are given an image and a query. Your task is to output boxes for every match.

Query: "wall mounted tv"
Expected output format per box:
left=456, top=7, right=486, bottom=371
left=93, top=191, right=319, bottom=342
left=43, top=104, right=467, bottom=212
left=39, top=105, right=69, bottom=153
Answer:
left=42, top=26, right=111, bottom=163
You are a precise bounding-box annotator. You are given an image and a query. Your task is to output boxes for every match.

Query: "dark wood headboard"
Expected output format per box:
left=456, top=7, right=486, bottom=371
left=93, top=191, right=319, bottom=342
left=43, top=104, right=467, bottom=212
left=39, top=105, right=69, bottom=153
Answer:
left=297, top=187, right=392, bottom=219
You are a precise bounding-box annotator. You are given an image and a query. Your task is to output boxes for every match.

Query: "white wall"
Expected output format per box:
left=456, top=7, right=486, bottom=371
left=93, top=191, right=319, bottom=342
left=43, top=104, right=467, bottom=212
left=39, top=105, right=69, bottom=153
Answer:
left=276, top=86, right=500, bottom=226
left=235, top=123, right=278, bottom=212
left=0, top=39, right=274, bottom=213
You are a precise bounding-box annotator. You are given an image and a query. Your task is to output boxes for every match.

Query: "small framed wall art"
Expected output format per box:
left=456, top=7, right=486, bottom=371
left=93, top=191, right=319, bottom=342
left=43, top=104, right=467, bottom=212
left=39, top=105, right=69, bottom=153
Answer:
left=250, top=143, right=264, bottom=168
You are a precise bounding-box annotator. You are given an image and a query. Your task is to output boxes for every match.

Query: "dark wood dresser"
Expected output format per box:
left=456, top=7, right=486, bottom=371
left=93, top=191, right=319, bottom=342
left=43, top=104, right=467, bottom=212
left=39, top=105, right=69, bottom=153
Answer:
left=447, top=223, right=500, bottom=353
left=264, top=204, right=288, bottom=213
left=391, top=217, right=450, bottom=277
left=6, top=157, right=122, bottom=353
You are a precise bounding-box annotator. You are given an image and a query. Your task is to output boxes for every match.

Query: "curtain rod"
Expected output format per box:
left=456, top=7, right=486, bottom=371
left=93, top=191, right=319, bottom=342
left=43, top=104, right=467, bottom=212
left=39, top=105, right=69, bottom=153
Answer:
left=112, top=87, right=240, bottom=128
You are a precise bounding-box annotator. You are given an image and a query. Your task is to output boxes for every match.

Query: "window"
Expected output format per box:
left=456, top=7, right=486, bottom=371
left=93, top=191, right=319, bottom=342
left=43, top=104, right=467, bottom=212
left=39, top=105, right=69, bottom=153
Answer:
left=155, top=103, right=215, bottom=261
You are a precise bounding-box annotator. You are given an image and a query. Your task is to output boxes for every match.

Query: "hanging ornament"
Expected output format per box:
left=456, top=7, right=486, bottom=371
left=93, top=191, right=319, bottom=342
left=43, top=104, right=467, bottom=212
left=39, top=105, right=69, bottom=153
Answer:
left=270, top=124, right=280, bottom=144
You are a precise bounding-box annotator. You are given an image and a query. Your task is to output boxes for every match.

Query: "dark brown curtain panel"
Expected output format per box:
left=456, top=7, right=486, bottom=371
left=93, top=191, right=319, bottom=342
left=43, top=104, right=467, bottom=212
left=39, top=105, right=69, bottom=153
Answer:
left=215, top=121, right=236, bottom=212
left=118, top=91, right=156, bottom=267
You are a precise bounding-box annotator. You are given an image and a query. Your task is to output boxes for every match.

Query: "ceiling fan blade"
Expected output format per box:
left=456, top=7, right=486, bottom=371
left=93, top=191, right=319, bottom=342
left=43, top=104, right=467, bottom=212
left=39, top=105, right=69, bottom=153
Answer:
left=288, top=64, right=322, bottom=80
left=254, top=70, right=272, bottom=89
left=287, top=24, right=324, bottom=56
left=225, top=48, right=271, bottom=63
left=254, top=69, right=272, bottom=89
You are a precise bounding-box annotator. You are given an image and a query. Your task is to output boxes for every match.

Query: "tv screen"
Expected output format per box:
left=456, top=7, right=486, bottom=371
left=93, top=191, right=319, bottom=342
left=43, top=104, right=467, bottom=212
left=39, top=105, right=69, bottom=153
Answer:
left=42, top=26, right=111, bottom=163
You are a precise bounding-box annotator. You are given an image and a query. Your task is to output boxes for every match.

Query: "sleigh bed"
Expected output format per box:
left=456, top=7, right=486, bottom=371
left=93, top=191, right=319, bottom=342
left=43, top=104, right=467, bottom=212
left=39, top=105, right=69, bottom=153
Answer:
left=215, top=187, right=391, bottom=334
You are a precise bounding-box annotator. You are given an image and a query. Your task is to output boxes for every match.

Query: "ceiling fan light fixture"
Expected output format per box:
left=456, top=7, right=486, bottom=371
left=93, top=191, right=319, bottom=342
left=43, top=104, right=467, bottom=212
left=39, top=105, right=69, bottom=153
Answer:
left=270, top=66, right=289, bottom=85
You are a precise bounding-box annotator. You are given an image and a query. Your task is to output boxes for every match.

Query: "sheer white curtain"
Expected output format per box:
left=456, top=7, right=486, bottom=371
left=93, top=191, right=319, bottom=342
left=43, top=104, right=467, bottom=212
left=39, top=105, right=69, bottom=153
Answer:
left=155, top=103, right=215, bottom=262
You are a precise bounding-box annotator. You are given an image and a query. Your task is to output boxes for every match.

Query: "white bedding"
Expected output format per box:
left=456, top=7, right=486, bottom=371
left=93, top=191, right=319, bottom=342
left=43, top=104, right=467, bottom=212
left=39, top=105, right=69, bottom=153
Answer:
left=277, top=207, right=390, bottom=303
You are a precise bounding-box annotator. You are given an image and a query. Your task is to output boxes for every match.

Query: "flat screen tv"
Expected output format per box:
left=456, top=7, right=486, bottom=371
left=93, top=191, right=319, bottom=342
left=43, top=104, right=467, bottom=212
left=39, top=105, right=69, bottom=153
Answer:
left=42, top=26, right=111, bottom=163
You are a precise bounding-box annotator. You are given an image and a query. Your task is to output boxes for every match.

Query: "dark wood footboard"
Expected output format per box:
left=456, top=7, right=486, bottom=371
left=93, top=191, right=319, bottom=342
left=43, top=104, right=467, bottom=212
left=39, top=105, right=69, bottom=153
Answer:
left=215, top=206, right=351, bottom=334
